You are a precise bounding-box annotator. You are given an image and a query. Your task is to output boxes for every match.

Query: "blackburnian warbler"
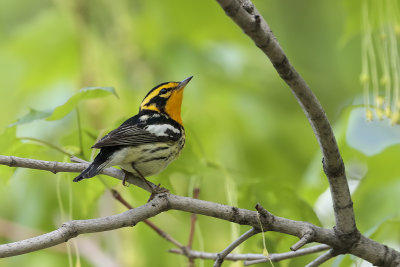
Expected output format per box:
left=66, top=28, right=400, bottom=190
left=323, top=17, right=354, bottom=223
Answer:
left=73, top=76, right=192, bottom=190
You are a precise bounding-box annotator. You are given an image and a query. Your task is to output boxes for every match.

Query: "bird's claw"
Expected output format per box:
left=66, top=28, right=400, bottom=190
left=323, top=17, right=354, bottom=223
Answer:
left=148, top=183, right=169, bottom=202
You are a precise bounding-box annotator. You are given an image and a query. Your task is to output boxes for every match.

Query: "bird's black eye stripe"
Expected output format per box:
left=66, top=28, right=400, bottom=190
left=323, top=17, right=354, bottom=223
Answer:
left=160, top=88, right=168, bottom=94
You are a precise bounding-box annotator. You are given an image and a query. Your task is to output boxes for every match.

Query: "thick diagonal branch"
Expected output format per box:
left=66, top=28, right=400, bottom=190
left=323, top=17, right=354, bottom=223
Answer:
left=215, top=0, right=356, bottom=243
left=0, top=194, right=169, bottom=257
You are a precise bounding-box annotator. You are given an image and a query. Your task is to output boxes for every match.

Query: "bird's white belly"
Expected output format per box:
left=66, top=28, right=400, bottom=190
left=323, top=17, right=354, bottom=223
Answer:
left=106, top=141, right=183, bottom=177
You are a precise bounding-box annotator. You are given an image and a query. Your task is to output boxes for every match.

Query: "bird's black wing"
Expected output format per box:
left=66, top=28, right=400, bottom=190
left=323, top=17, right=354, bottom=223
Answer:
left=92, top=124, right=171, bottom=148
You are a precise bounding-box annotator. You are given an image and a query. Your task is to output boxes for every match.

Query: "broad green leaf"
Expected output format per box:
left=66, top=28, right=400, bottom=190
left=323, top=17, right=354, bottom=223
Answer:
left=46, top=87, right=118, bottom=121
left=9, top=108, right=52, bottom=126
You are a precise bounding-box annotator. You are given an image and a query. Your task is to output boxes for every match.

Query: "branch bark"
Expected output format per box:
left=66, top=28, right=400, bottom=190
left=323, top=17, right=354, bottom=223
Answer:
left=0, top=193, right=167, bottom=257
left=0, top=155, right=399, bottom=265
left=0, top=155, right=154, bottom=192
left=215, top=0, right=358, bottom=254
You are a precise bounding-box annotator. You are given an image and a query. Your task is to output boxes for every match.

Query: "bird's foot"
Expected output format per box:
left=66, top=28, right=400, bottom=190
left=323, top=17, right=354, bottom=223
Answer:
left=147, top=183, right=169, bottom=202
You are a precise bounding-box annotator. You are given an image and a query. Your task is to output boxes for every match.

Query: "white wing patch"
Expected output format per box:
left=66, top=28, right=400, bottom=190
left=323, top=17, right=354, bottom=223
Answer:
left=139, top=115, right=150, bottom=121
left=145, top=124, right=180, bottom=137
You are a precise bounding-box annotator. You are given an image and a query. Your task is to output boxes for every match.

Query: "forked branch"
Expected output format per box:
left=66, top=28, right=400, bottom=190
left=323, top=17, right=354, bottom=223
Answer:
left=214, top=0, right=356, bottom=242
left=0, top=155, right=399, bottom=265
left=0, top=0, right=399, bottom=265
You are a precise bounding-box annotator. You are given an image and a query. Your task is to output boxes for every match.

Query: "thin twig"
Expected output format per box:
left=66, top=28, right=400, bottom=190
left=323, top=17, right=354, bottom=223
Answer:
left=291, top=231, right=314, bottom=251
left=244, top=245, right=330, bottom=266
left=18, top=137, right=75, bottom=157
left=187, top=187, right=200, bottom=266
left=213, top=228, right=258, bottom=267
left=111, top=189, right=184, bottom=249
left=188, top=188, right=200, bottom=248
left=255, top=203, right=317, bottom=255
left=75, top=108, right=86, bottom=160
left=169, top=244, right=329, bottom=263
left=305, top=249, right=336, bottom=267
left=74, top=156, right=185, bottom=249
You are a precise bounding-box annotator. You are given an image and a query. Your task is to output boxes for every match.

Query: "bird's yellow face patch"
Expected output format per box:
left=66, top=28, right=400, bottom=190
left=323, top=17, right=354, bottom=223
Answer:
left=165, top=88, right=184, bottom=125
left=140, top=82, right=187, bottom=125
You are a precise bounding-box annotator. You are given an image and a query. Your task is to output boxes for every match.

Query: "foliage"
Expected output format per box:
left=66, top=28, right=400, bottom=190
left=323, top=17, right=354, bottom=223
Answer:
left=0, top=0, right=398, bottom=266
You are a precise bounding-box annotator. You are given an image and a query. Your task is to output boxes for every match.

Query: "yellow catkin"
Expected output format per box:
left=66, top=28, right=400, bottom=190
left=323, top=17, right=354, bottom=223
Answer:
left=385, top=106, right=392, bottom=117
left=391, top=111, right=400, bottom=125
left=366, top=108, right=373, bottom=122
left=376, top=108, right=384, bottom=120
left=376, top=96, right=385, bottom=120
left=376, top=96, right=385, bottom=106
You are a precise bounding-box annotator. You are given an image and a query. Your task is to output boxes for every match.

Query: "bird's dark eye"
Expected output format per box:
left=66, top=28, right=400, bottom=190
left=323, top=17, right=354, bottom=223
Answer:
left=160, top=88, right=168, bottom=94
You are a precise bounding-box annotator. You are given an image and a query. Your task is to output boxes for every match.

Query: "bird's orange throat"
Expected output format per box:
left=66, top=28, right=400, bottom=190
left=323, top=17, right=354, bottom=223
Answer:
left=165, top=89, right=184, bottom=125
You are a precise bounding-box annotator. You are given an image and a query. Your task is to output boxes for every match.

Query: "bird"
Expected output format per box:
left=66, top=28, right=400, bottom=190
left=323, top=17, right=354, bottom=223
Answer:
left=73, top=76, right=192, bottom=191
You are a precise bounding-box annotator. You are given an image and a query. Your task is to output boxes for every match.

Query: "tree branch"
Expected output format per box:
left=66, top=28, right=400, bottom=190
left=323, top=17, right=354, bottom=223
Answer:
left=213, top=228, right=258, bottom=267
left=0, top=194, right=169, bottom=258
left=214, top=0, right=357, bottom=244
left=111, top=189, right=184, bottom=250
left=187, top=187, right=200, bottom=267
left=0, top=158, right=399, bottom=265
left=0, top=155, right=154, bottom=193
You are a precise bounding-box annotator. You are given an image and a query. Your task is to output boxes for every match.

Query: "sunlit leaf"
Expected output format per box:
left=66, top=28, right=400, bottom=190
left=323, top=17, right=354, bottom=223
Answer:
left=9, top=87, right=118, bottom=127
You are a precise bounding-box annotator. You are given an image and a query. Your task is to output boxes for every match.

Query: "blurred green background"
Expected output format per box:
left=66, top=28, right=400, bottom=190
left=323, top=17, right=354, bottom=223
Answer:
left=0, top=0, right=399, bottom=266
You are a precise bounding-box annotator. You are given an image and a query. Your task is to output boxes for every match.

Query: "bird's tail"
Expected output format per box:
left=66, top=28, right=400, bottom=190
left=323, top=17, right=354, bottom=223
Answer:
left=73, top=162, right=105, bottom=182
left=73, top=149, right=114, bottom=182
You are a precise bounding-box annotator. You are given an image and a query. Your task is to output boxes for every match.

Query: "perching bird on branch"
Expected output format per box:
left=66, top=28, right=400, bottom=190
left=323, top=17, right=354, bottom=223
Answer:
left=73, top=76, right=192, bottom=190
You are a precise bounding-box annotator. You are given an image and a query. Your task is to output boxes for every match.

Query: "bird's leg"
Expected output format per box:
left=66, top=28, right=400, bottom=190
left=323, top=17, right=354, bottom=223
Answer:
left=130, top=164, right=156, bottom=192
left=122, top=170, right=133, bottom=187
left=129, top=164, right=169, bottom=201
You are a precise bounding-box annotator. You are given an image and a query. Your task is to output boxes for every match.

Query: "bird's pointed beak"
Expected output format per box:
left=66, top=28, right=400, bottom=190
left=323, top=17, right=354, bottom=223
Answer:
left=176, top=76, right=193, bottom=90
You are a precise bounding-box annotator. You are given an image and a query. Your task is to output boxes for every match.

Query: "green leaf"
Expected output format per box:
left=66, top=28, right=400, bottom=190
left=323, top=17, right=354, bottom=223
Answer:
left=9, top=108, right=53, bottom=126
left=46, top=87, right=118, bottom=121
left=9, top=87, right=118, bottom=126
